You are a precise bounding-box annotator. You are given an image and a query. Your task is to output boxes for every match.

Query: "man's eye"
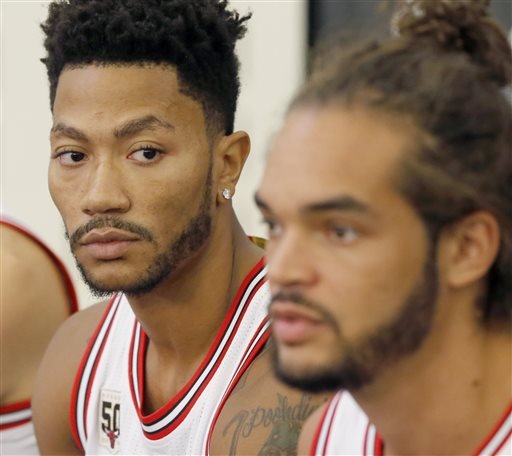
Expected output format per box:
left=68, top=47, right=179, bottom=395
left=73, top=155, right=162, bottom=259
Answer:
left=129, top=147, right=162, bottom=163
left=262, top=218, right=283, bottom=239
left=56, top=151, right=86, bottom=165
left=328, top=225, right=359, bottom=244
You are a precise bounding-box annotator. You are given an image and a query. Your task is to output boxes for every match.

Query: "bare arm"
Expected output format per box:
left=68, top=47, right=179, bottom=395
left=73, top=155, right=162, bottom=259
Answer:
left=0, top=225, right=71, bottom=405
left=297, top=403, right=328, bottom=455
left=210, top=342, right=332, bottom=455
left=32, top=302, right=107, bottom=455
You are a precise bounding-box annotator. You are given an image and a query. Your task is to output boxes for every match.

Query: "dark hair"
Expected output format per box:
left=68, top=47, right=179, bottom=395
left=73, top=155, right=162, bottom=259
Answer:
left=41, top=0, right=251, bottom=135
left=292, top=0, right=512, bottom=323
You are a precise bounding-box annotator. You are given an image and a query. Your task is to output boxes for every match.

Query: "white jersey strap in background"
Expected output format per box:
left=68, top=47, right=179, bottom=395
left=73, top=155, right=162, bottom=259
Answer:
left=312, top=391, right=512, bottom=456
left=475, top=404, right=512, bottom=456
left=0, top=401, right=37, bottom=456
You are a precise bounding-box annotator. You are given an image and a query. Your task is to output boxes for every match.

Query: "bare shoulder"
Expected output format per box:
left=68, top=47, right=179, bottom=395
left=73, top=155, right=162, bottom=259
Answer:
left=32, top=300, right=109, bottom=455
left=297, top=402, right=329, bottom=455
left=210, top=342, right=332, bottom=455
left=0, top=225, right=72, bottom=404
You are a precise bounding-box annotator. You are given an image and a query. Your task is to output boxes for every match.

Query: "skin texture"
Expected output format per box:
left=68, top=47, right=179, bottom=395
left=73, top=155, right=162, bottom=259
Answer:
left=257, top=106, right=511, bottom=455
left=33, top=65, right=326, bottom=455
left=0, top=224, right=72, bottom=406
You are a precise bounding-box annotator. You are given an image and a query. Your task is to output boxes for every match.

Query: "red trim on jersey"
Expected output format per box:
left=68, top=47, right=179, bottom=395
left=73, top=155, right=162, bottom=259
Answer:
left=493, top=429, right=512, bottom=456
left=374, top=433, right=384, bottom=456
left=128, top=259, right=267, bottom=440
left=126, top=325, right=147, bottom=426
left=0, top=400, right=32, bottom=431
left=205, top=318, right=270, bottom=454
left=472, top=401, right=512, bottom=456
left=0, top=418, right=32, bottom=431
left=0, top=219, right=79, bottom=314
left=365, top=401, right=509, bottom=456
left=362, top=423, right=384, bottom=456
left=363, top=422, right=371, bottom=456
left=323, top=400, right=338, bottom=456
left=311, top=394, right=511, bottom=456
left=127, top=320, right=142, bottom=414
left=137, top=331, right=147, bottom=407
left=311, top=393, right=342, bottom=456
left=0, top=400, right=31, bottom=414
left=70, top=295, right=119, bottom=452
left=310, top=402, right=331, bottom=456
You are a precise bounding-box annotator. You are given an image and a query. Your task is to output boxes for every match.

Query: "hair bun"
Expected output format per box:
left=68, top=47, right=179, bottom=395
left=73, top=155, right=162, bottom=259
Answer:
left=393, top=0, right=512, bottom=87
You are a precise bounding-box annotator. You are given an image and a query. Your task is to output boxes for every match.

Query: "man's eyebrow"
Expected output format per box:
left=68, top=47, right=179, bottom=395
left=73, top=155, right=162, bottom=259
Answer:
left=254, top=193, right=372, bottom=216
left=254, top=193, right=270, bottom=211
left=50, top=124, right=88, bottom=141
left=113, top=115, right=175, bottom=138
left=304, top=196, right=371, bottom=215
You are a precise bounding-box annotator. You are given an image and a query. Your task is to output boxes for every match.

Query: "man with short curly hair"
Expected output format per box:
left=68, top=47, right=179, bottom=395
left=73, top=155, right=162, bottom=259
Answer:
left=32, top=1, right=326, bottom=454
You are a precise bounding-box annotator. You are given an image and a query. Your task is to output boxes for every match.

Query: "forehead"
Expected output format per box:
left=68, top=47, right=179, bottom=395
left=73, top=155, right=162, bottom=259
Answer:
left=53, top=64, right=205, bottom=132
left=259, top=106, right=416, bottom=211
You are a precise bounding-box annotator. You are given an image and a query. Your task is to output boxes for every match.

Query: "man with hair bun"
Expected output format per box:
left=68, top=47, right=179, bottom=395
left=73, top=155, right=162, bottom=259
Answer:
left=32, top=1, right=325, bottom=454
left=256, top=0, right=512, bottom=454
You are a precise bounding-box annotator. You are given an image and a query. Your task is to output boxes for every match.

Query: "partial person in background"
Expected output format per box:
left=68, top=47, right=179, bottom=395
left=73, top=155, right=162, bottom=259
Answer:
left=256, top=0, right=512, bottom=454
left=0, top=216, right=78, bottom=455
left=32, top=1, right=326, bottom=455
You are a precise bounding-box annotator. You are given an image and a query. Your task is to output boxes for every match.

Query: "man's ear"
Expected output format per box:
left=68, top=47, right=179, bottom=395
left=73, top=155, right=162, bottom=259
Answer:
left=439, top=211, right=500, bottom=289
left=213, top=131, right=250, bottom=203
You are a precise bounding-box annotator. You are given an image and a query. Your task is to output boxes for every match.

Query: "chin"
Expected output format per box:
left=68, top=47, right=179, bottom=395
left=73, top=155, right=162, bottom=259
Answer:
left=274, top=359, right=342, bottom=393
left=271, top=344, right=341, bottom=393
left=78, top=265, right=147, bottom=298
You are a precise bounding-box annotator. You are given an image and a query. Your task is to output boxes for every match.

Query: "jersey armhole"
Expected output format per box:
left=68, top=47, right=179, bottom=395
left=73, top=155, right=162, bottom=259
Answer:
left=69, top=295, right=119, bottom=452
left=310, top=392, right=343, bottom=456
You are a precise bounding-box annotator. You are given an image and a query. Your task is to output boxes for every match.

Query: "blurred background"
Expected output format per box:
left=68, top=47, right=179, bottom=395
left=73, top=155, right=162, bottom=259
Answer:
left=2, top=0, right=511, bottom=308
left=309, top=0, right=511, bottom=47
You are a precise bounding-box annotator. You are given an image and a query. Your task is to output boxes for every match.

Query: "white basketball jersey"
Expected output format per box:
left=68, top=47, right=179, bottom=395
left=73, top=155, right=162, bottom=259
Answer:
left=0, top=402, right=37, bottom=456
left=312, top=391, right=512, bottom=456
left=71, top=260, right=270, bottom=455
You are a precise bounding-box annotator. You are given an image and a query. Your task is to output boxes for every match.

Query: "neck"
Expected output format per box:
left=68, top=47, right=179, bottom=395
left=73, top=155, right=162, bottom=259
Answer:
left=127, top=213, right=263, bottom=365
left=127, top=213, right=263, bottom=414
left=353, top=297, right=512, bottom=456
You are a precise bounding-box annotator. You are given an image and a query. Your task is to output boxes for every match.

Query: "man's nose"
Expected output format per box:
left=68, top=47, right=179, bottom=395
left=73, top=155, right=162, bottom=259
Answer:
left=80, top=161, right=130, bottom=216
left=266, top=230, right=318, bottom=289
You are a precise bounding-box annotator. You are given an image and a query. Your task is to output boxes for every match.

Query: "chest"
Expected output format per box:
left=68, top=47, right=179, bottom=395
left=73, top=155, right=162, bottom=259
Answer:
left=74, top=285, right=271, bottom=455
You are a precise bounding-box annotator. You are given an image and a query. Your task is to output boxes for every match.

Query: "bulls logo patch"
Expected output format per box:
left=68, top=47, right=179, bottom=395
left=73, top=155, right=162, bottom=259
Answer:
left=99, top=389, right=121, bottom=453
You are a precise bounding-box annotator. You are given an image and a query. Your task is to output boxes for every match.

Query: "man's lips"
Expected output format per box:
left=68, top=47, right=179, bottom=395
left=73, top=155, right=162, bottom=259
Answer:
left=79, top=229, right=140, bottom=245
left=270, top=302, right=324, bottom=344
left=78, top=229, right=141, bottom=260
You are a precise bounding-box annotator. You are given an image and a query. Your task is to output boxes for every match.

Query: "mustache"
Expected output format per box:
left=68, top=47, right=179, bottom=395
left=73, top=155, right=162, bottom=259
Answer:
left=66, top=216, right=154, bottom=247
left=270, top=290, right=339, bottom=332
left=271, top=291, right=320, bottom=309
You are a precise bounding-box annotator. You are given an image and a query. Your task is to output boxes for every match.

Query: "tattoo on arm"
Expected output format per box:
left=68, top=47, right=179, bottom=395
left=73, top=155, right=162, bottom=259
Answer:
left=223, top=393, right=321, bottom=455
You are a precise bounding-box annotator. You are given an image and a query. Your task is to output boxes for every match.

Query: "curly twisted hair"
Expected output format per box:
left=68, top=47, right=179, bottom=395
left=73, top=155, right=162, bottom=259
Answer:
left=41, top=0, right=251, bottom=135
left=293, top=0, right=512, bottom=324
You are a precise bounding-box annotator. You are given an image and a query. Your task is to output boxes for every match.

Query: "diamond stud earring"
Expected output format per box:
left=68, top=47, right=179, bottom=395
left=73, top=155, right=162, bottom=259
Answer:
left=222, top=188, right=232, bottom=200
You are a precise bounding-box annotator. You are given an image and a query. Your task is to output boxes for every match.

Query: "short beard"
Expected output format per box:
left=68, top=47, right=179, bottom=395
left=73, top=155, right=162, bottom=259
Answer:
left=69, top=167, right=213, bottom=298
left=272, top=249, right=438, bottom=393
